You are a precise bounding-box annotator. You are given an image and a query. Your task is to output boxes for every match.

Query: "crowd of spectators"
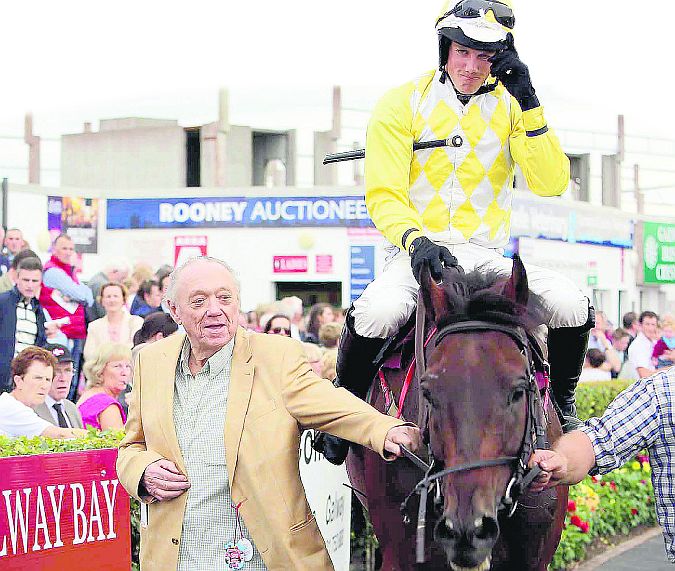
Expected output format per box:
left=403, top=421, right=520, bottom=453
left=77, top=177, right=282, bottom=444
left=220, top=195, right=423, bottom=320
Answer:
left=0, top=230, right=347, bottom=438
left=579, top=309, right=674, bottom=383
left=2, top=225, right=669, bottom=438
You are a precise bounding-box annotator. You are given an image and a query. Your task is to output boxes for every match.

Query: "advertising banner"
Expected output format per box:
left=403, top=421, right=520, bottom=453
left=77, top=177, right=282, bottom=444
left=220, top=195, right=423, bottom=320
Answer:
left=640, top=221, right=675, bottom=284
left=174, top=235, right=208, bottom=266
left=106, top=196, right=373, bottom=229
left=350, top=246, right=375, bottom=302
left=0, top=448, right=131, bottom=570
left=273, top=256, right=308, bottom=273
left=48, top=196, right=99, bottom=254
left=299, top=430, right=351, bottom=571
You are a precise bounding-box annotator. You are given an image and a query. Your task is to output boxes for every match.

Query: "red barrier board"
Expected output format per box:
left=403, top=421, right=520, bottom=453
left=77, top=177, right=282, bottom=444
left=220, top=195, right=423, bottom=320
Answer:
left=0, top=448, right=130, bottom=570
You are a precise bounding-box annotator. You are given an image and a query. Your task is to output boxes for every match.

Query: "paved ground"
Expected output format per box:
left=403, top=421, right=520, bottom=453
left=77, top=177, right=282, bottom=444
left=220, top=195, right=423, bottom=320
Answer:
left=592, top=534, right=672, bottom=570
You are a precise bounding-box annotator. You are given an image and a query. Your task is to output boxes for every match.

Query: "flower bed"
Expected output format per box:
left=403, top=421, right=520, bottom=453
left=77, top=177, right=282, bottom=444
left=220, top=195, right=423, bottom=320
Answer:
left=550, top=457, right=656, bottom=570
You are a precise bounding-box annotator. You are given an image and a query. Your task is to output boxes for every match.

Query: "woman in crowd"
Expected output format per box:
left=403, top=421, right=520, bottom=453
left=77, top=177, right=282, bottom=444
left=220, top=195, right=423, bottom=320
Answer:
left=77, top=343, right=132, bottom=430
left=303, top=303, right=336, bottom=344
left=0, top=346, right=87, bottom=438
left=319, top=322, right=342, bottom=349
left=83, top=282, right=143, bottom=361
left=131, top=311, right=179, bottom=360
left=579, top=348, right=612, bottom=382
left=263, top=313, right=292, bottom=336
left=123, top=263, right=154, bottom=311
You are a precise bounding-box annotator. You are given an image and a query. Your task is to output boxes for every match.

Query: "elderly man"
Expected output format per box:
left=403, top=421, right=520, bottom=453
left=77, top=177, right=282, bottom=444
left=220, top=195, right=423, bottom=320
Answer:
left=117, top=257, right=420, bottom=571
left=34, top=344, right=84, bottom=428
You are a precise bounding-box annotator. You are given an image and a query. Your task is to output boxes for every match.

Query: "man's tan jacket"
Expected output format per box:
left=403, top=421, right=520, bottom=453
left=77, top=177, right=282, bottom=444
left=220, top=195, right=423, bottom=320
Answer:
left=117, top=328, right=407, bottom=570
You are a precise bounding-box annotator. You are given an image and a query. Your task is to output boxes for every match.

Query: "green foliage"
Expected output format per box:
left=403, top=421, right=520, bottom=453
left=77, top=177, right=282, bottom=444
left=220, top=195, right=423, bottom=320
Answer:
left=575, top=379, right=631, bottom=420
left=0, top=427, right=124, bottom=456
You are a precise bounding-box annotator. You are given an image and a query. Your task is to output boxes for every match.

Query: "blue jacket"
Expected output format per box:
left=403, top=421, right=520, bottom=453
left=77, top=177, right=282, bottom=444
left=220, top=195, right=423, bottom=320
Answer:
left=0, top=287, right=47, bottom=392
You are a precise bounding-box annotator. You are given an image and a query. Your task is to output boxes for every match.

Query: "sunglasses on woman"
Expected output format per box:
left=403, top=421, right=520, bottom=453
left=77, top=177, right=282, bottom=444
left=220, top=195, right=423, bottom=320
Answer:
left=271, top=327, right=291, bottom=336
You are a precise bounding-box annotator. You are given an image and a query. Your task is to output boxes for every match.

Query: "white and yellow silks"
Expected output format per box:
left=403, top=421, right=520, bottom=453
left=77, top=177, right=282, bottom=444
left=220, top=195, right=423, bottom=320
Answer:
left=364, top=69, right=570, bottom=252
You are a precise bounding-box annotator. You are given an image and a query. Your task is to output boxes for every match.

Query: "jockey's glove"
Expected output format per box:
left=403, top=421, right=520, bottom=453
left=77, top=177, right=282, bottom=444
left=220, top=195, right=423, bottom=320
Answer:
left=489, top=33, right=540, bottom=111
left=408, top=236, right=458, bottom=284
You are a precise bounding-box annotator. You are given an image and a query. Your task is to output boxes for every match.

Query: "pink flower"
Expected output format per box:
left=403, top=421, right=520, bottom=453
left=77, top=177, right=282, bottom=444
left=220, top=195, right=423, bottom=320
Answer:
left=580, top=521, right=590, bottom=533
left=610, top=481, right=617, bottom=491
left=637, top=455, right=649, bottom=464
left=641, top=480, right=647, bottom=485
left=567, top=500, right=577, bottom=512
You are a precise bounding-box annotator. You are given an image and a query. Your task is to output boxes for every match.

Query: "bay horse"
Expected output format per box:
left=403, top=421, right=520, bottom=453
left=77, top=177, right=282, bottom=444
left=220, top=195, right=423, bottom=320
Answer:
left=347, top=256, right=567, bottom=570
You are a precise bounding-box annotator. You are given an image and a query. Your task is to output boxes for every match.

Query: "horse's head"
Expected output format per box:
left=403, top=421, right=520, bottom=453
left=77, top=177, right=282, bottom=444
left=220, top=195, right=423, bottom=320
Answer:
left=419, top=256, right=536, bottom=571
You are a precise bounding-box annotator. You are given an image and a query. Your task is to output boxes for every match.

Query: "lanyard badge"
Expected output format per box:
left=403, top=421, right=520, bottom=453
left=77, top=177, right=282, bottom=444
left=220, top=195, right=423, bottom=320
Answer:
left=225, top=501, right=254, bottom=570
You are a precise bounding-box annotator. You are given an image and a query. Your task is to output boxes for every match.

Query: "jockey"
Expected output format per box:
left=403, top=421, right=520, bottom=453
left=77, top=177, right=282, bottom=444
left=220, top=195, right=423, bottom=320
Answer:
left=314, top=0, right=594, bottom=465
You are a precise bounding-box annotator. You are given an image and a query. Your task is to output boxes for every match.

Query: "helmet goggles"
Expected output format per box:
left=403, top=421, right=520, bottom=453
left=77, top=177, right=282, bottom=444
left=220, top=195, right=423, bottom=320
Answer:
left=439, top=0, right=515, bottom=30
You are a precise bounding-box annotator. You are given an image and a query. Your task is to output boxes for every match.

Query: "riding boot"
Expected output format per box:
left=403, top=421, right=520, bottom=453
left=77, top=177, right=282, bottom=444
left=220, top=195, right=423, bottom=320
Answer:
left=547, top=305, right=595, bottom=433
left=312, top=309, right=388, bottom=465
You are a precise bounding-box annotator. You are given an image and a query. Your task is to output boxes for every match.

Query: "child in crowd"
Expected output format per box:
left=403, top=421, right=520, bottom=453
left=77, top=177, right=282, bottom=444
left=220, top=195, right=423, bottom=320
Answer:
left=652, top=315, right=675, bottom=369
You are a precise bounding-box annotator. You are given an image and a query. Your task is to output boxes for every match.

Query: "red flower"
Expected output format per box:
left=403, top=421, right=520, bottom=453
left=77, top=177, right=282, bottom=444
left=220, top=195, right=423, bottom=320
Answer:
left=580, top=521, right=590, bottom=533
left=600, top=481, right=607, bottom=487
left=641, top=480, right=647, bottom=485
left=591, top=475, right=599, bottom=484
left=631, top=508, right=638, bottom=515
left=637, top=454, right=649, bottom=464
left=610, top=481, right=617, bottom=491
left=567, top=500, right=577, bottom=512
left=570, top=515, right=582, bottom=528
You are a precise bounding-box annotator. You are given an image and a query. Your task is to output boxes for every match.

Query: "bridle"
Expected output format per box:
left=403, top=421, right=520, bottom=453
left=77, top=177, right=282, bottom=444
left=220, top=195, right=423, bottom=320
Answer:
left=400, top=315, right=550, bottom=564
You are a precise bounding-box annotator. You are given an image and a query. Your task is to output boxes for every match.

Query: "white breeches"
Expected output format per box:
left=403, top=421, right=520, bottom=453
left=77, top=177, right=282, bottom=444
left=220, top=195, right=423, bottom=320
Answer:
left=352, top=241, right=590, bottom=338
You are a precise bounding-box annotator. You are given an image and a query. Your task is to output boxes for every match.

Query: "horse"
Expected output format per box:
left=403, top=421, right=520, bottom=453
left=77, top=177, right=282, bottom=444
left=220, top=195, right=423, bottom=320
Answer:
left=346, top=255, right=567, bottom=570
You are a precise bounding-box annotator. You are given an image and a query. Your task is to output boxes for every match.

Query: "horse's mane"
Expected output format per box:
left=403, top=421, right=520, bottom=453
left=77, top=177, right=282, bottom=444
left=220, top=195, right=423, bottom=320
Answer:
left=434, top=265, right=544, bottom=333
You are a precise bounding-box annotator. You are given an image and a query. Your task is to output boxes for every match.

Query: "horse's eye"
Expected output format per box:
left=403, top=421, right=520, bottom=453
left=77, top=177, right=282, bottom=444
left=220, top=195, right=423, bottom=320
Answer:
left=510, top=387, right=526, bottom=405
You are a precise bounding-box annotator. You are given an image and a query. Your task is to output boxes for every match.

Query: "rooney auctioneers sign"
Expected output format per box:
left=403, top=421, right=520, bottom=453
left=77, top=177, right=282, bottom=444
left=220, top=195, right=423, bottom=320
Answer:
left=0, top=449, right=130, bottom=570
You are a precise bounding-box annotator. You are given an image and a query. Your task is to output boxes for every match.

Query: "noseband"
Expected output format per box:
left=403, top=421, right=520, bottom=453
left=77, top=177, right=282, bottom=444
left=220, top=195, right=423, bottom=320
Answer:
left=401, top=318, right=549, bottom=564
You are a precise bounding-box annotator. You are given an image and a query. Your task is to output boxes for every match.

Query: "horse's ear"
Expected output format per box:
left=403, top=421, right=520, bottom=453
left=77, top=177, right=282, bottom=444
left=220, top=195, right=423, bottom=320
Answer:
left=419, top=266, right=451, bottom=324
left=502, top=254, right=529, bottom=308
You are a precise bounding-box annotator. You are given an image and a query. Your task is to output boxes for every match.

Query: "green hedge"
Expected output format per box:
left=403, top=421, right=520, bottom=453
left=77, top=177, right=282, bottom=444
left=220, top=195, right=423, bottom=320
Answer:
left=576, top=379, right=631, bottom=420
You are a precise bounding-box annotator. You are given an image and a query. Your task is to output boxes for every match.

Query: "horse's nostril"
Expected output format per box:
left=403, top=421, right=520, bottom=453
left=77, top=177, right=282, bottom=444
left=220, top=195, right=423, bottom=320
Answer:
left=435, top=517, right=461, bottom=542
left=474, top=515, right=499, bottom=541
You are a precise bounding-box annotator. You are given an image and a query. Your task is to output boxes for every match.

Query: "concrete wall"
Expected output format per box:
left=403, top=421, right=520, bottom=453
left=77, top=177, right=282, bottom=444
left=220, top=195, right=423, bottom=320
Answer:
left=61, top=124, right=187, bottom=189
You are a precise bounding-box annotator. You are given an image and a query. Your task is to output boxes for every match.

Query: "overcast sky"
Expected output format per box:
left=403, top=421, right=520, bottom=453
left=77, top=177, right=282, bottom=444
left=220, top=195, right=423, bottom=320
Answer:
left=2, top=0, right=674, bottom=189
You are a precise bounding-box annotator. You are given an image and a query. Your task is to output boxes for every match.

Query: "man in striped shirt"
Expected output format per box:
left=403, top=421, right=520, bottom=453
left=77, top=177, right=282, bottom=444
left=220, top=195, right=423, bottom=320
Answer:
left=530, top=369, right=675, bottom=563
left=0, top=257, right=47, bottom=393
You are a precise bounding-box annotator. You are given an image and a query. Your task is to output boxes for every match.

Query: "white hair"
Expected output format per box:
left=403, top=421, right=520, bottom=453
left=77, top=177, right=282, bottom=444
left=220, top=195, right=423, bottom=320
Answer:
left=164, top=256, right=241, bottom=303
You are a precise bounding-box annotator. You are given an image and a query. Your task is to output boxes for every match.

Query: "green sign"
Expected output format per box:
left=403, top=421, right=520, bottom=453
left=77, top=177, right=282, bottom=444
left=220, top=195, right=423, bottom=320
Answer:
left=643, top=222, right=675, bottom=284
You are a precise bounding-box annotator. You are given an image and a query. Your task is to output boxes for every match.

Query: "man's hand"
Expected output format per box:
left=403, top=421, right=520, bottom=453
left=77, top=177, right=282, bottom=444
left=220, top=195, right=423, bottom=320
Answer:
left=409, top=236, right=458, bottom=284
left=141, top=459, right=190, bottom=502
left=528, top=449, right=569, bottom=493
left=384, top=425, right=422, bottom=460
left=489, top=33, right=539, bottom=111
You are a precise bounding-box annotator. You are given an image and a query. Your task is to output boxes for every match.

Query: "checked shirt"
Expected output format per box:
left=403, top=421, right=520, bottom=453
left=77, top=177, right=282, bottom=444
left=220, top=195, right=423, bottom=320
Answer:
left=581, top=369, right=675, bottom=562
left=173, top=338, right=267, bottom=571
